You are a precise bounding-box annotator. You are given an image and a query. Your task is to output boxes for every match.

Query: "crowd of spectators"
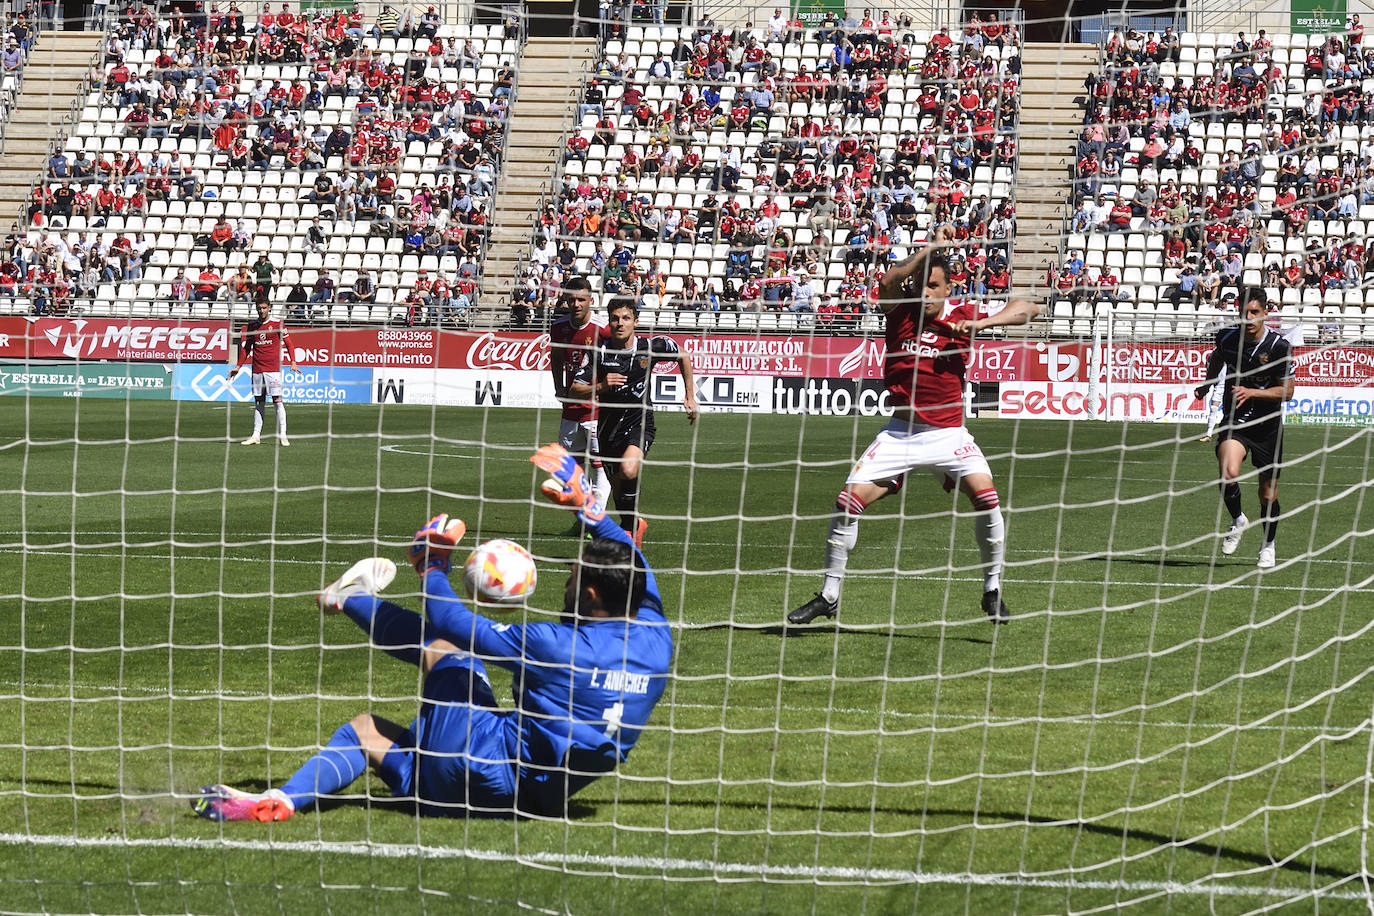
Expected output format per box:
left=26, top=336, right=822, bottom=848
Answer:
left=13, top=0, right=512, bottom=322
left=1060, top=18, right=1374, bottom=315
left=517, top=13, right=1021, bottom=328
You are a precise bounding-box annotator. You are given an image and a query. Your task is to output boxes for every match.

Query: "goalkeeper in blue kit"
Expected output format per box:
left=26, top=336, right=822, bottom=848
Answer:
left=192, top=445, right=672, bottom=821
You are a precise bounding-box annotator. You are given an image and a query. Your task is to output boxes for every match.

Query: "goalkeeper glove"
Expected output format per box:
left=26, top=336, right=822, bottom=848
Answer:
left=530, top=443, right=607, bottom=523
left=408, top=512, right=467, bottom=574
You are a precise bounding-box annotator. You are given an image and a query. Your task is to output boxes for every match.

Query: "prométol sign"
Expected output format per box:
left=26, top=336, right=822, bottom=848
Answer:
left=0, top=363, right=172, bottom=398
left=1293, top=0, right=1346, bottom=34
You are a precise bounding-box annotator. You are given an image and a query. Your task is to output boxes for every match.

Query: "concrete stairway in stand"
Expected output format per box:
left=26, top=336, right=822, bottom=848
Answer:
left=0, top=31, right=104, bottom=226
left=478, top=36, right=598, bottom=319
left=1012, top=42, right=1100, bottom=291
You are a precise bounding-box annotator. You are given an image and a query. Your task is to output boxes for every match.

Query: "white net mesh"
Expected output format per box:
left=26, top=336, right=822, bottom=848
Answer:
left=2, top=5, right=1374, bottom=915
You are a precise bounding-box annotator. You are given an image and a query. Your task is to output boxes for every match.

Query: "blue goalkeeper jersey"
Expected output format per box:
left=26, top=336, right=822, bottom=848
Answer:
left=422, top=516, right=672, bottom=811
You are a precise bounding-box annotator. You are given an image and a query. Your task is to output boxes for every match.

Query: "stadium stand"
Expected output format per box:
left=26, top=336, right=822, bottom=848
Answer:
left=1055, top=22, right=1374, bottom=343
left=510, top=15, right=1024, bottom=335
left=0, top=22, right=103, bottom=225
left=1, top=3, right=521, bottom=325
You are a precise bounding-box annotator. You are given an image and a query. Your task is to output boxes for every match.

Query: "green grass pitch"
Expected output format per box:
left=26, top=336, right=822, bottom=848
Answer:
left=1, top=398, right=1371, bottom=914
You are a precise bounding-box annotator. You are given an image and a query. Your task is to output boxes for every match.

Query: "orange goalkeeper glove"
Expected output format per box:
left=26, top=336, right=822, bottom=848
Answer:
left=408, top=513, right=467, bottom=574
left=530, top=443, right=607, bottom=523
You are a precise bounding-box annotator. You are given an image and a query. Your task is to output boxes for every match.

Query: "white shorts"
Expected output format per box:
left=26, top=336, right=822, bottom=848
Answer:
left=251, top=371, right=283, bottom=398
left=847, top=421, right=992, bottom=490
left=558, top=417, right=598, bottom=455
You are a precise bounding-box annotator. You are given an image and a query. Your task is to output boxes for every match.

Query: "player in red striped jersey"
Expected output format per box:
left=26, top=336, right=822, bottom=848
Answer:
left=787, top=226, right=1040, bottom=626
left=548, top=277, right=612, bottom=508
left=229, top=296, right=302, bottom=446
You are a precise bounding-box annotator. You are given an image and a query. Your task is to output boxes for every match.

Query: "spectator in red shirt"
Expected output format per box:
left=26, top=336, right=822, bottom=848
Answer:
left=193, top=268, right=221, bottom=301
left=208, top=218, right=236, bottom=251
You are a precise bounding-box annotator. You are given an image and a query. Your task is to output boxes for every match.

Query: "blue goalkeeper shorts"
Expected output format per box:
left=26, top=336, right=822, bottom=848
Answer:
left=375, top=652, right=520, bottom=816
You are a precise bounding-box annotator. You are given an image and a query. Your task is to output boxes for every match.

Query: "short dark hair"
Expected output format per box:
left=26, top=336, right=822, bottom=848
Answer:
left=579, top=537, right=647, bottom=618
left=564, top=276, right=592, bottom=293
left=926, top=253, right=950, bottom=282
left=607, top=295, right=638, bottom=316
left=1242, top=286, right=1268, bottom=311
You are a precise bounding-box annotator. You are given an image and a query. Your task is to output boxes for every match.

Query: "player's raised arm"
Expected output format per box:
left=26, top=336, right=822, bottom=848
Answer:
left=952, top=296, right=1042, bottom=336
left=530, top=443, right=662, bottom=609
left=877, top=224, right=953, bottom=312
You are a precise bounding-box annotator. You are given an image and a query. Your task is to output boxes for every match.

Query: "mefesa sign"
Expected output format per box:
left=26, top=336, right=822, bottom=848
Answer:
left=29, top=318, right=230, bottom=362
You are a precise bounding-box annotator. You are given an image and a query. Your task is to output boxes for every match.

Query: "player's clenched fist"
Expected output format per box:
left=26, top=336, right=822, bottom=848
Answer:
left=409, top=513, right=466, bottom=574
left=530, top=444, right=607, bottom=522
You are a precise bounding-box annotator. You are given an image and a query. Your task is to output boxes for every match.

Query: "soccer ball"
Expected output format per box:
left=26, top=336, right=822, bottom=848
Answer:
left=462, top=539, right=537, bottom=607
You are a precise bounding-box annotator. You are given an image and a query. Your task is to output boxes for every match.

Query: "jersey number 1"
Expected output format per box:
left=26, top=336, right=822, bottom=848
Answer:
left=601, top=701, right=625, bottom=740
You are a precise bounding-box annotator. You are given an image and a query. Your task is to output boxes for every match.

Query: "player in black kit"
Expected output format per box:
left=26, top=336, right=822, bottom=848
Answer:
left=1193, top=290, right=1295, bottom=569
left=570, top=296, right=699, bottom=547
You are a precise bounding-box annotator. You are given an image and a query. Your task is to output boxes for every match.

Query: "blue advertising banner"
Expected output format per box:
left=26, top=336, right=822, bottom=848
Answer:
left=173, top=366, right=374, bottom=404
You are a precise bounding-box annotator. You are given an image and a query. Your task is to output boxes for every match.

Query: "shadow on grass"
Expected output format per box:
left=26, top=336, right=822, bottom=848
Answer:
left=576, top=798, right=1364, bottom=882
left=1103, top=556, right=1217, bottom=569
left=690, top=622, right=994, bottom=646
left=23, top=776, right=1364, bottom=883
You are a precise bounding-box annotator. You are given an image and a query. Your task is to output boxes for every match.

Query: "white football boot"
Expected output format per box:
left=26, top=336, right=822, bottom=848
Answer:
left=1221, top=514, right=1248, bottom=556
left=318, top=557, right=397, bottom=613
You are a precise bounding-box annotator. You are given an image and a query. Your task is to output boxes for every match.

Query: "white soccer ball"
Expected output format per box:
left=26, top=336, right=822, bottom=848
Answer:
left=462, top=539, right=537, bottom=607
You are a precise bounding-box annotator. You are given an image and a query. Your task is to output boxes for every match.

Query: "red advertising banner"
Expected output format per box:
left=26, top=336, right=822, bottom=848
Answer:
left=15, top=320, right=1370, bottom=395
left=970, top=342, right=1374, bottom=387
left=288, top=326, right=441, bottom=368
left=1291, top=347, right=1374, bottom=386
left=291, top=329, right=893, bottom=379
left=29, top=318, right=230, bottom=362
left=0, top=317, right=28, bottom=358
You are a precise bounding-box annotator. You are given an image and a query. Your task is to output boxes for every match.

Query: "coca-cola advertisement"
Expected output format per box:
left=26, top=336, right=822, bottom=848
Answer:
left=439, top=331, right=552, bottom=372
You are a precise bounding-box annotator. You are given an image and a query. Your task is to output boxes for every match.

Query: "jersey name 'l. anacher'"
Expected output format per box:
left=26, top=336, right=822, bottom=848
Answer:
left=589, top=667, right=653, bottom=695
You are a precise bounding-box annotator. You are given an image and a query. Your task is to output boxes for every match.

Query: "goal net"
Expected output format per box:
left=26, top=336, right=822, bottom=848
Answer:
left=3, top=3, right=1373, bottom=914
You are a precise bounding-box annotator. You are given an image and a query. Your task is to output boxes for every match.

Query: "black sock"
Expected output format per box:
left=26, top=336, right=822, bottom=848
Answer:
left=1261, top=499, right=1279, bottom=545
left=1222, top=482, right=1243, bottom=521
left=615, top=476, right=640, bottom=531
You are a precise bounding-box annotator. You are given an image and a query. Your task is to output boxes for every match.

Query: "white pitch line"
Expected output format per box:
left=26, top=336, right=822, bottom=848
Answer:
left=0, top=832, right=1364, bottom=902
left=2, top=548, right=1369, bottom=594
left=0, top=681, right=1364, bottom=736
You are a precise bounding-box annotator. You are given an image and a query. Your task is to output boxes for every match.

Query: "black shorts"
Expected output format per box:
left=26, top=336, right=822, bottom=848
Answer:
left=597, top=408, right=656, bottom=463
left=1217, top=422, right=1283, bottom=476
